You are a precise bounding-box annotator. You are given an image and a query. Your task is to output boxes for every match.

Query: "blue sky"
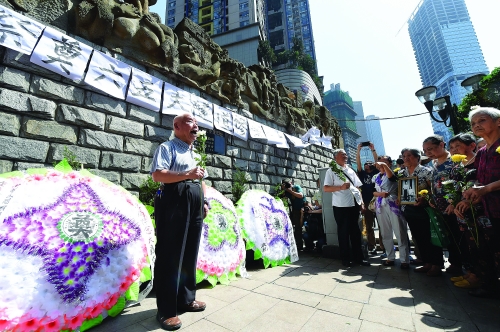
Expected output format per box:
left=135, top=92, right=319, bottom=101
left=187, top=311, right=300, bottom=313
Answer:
left=150, top=0, right=500, bottom=158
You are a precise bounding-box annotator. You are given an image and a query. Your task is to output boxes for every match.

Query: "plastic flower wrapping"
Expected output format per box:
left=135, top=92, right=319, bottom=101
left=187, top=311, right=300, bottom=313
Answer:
left=196, top=187, right=246, bottom=286
left=236, top=190, right=298, bottom=268
left=0, top=163, right=155, bottom=332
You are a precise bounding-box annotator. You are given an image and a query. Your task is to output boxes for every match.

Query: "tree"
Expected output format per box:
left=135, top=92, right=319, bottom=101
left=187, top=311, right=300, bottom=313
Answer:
left=257, top=40, right=277, bottom=66
left=456, top=67, right=500, bottom=132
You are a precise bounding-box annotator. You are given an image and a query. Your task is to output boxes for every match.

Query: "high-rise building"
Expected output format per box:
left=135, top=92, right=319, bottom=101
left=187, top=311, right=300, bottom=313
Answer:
left=323, top=84, right=360, bottom=166
left=365, top=116, right=386, bottom=157
left=353, top=101, right=373, bottom=167
left=164, top=0, right=267, bottom=66
left=408, top=0, right=489, bottom=143
left=266, top=0, right=317, bottom=67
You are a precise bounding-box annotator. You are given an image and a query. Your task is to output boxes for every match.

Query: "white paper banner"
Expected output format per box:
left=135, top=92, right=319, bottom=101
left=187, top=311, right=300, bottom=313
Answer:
left=300, top=126, right=322, bottom=145
left=232, top=113, right=248, bottom=141
left=84, top=51, right=131, bottom=100
left=213, top=104, right=233, bottom=135
left=30, top=27, right=92, bottom=80
left=262, top=125, right=283, bottom=145
left=0, top=6, right=44, bottom=55
left=126, top=68, right=163, bottom=112
left=276, top=139, right=289, bottom=149
left=319, top=136, right=333, bottom=149
left=285, top=133, right=310, bottom=148
left=162, top=82, right=193, bottom=115
left=248, top=119, right=266, bottom=139
left=190, top=94, right=213, bottom=129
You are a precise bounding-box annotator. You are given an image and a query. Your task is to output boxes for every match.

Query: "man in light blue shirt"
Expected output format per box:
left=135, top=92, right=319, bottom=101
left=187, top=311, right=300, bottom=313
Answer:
left=150, top=112, right=208, bottom=331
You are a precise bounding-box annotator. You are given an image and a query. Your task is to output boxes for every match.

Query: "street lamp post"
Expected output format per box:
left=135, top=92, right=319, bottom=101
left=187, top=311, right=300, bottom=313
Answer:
left=415, top=74, right=487, bottom=135
left=415, top=86, right=460, bottom=134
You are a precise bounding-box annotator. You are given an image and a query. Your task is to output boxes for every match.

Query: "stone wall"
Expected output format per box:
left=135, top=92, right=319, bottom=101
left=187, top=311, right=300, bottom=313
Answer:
left=0, top=45, right=334, bottom=198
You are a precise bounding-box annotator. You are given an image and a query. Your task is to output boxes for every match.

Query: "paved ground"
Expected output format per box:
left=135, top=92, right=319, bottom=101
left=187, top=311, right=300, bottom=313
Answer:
left=92, top=251, right=500, bottom=332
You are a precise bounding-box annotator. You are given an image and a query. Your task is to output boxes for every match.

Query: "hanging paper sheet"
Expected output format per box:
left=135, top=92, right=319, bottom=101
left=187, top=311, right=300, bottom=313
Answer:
left=84, top=50, right=131, bottom=100
left=31, top=27, right=92, bottom=80
left=126, top=68, right=163, bottom=112
left=275, top=130, right=289, bottom=149
left=319, top=135, right=333, bottom=149
left=162, top=82, right=193, bottom=115
left=261, top=125, right=284, bottom=145
left=190, top=93, right=213, bottom=129
left=0, top=5, right=44, bottom=55
left=285, top=133, right=310, bottom=148
left=213, top=104, right=233, bottom=135
left=248, top=119, right=266, bottom=139
left=232, top=113, right=248, bottom=141
left=300, top=126, right=322, bottom=145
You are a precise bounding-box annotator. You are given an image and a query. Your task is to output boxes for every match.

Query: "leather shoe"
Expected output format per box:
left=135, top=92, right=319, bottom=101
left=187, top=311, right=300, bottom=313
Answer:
left=178, top=300, right=206, bottom=312
left=156, top=313, right=182, bottom=331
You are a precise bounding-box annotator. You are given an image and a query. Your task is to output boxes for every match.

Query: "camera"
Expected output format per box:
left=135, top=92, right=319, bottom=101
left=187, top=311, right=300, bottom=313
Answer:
left=284, top=182, right=291, bottom=189
left=361, top=141, right=371, bottom=147
left=397, top=158, right=404, bottom=165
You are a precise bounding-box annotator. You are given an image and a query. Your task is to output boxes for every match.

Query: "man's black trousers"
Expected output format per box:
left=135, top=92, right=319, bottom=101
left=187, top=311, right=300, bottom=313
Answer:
left=154, top=181, right=203, bottom=318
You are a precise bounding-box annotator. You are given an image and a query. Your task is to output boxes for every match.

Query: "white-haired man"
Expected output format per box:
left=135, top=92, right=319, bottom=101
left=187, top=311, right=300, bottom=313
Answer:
left=324, top=149, right=369, bottom=267
left=150, top=112, right=208, bottom=330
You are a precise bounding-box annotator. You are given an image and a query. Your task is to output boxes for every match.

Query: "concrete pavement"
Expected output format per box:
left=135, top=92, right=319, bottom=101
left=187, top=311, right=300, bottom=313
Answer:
left=92, top=252, right=500, bottom=332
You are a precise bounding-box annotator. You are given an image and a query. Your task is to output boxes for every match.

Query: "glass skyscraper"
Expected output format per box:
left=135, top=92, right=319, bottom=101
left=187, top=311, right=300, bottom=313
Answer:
left=408, top=0, right=488, bottom=143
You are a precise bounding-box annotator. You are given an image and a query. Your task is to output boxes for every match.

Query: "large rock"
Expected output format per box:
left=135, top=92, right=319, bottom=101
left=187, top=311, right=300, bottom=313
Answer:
left=0, top=136, right=49, bottom=161
left=22, top=118, right=78, bottom=144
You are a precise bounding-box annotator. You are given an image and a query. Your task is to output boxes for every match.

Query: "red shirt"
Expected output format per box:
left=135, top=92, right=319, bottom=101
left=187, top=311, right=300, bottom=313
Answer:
left=474, top=138, right=500, bottom=218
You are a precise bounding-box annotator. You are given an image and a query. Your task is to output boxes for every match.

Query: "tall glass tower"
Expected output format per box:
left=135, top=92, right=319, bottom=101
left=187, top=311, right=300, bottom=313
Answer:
left=408, top=0, right=488, bottom=143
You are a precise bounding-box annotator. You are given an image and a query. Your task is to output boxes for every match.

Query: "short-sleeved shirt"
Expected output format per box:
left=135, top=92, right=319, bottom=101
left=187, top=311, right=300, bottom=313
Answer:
left=324, top=164, right=362, bottom=207
left=372, top=173, right=400, bottom=215
left=474, top=138, right=500, bottom=218
left=285, top=184, right=307, bottom=210
left=149, top=137, right=208, bottom=180
left=430, top=155, right=454, bottom=212
left=357, top=169, right=379, bottom=204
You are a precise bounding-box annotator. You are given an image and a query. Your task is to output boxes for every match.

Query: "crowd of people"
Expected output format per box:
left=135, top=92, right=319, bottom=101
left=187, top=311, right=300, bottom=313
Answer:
left=316, top=106, right=500, bottom=299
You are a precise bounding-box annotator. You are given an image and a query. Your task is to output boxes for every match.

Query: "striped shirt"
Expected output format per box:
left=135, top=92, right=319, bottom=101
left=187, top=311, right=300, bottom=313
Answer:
left=149, top=137, right=208, bottom=179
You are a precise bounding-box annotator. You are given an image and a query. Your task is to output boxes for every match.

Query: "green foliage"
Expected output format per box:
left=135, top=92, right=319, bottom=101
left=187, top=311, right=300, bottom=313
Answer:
left=194, top=131, right=208, bottom=168
left=273, top=183, right=289, bottom=208
left=257, top=40, right=277, bottom=65
left=139, top=177, right=158, bottom=207
left=232, top=168, right=249, bottom=203
left=53, top=146, right=82, bottom=170
left=457, top=67, right=500, bottom=132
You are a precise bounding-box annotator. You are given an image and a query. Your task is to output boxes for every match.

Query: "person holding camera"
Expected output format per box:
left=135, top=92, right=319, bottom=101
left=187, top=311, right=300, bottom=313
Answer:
left=280, top=178, right=307, bottom=250
left=356, top=142, right=382, bottom=255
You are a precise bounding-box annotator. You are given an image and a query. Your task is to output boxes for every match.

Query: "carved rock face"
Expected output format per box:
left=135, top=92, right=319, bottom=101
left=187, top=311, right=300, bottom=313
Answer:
left=8, top=0, right=341, bottom=145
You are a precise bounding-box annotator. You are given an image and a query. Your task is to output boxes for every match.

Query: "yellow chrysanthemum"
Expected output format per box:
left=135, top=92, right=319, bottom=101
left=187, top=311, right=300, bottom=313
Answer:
left=451, top=154, right=467, bottom=163
left=418, top=189, right=428, bottom=196
left=496, top=146, right=500, bottom=154
left=393, top=168, right=401, bottom=172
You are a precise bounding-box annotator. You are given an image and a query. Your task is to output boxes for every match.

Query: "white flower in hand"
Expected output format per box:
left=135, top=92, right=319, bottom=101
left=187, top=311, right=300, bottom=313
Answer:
left=196, top=130, right=206, bottom=137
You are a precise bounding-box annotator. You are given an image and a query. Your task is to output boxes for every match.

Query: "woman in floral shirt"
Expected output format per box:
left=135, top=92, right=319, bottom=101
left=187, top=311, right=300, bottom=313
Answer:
left=423, top=135, right=462, bottom=275
left=399, top=148, right=442, bottom=276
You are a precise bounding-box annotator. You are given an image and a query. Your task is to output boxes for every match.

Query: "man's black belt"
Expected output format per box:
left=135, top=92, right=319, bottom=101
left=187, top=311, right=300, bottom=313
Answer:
left=162, top=179, right=200, bottom=186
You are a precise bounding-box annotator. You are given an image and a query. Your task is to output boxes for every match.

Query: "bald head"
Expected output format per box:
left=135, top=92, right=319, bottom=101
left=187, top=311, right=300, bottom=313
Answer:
left=173, top=112, right=199, bottom=145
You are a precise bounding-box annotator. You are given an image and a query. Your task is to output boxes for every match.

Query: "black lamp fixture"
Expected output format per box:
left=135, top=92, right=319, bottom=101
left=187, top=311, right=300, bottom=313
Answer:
left=461, top=73, right=486, bottom=93
left=415, top=86, right=459, bottom=134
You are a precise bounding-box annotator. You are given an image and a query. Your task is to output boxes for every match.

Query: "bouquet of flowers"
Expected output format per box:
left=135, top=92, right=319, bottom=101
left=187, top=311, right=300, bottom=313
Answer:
left=441, top=154, right=475, bottom=206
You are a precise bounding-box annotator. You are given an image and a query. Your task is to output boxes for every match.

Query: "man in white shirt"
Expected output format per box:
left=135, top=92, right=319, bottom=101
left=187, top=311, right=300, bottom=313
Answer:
left=324, top=149, right=369, bottom=267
